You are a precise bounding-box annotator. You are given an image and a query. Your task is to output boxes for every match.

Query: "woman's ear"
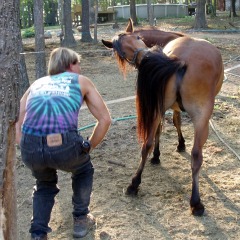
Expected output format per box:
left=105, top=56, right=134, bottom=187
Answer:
left=68, top=63, right=74, bottom=72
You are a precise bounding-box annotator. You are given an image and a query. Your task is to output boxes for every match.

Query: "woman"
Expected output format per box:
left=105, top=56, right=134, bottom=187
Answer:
left=16, top=47, right=111, bottom=239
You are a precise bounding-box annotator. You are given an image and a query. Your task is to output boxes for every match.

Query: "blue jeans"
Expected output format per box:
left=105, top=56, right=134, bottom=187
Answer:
left=20, top=131, right=94, bottom=235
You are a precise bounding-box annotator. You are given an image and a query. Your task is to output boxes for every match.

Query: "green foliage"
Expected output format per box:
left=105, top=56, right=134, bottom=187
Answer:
left=20, top=0, right=59, bottom=28
left=99, top=0, right=109, bottom=11
left=22, top=26, right=35, bottom=38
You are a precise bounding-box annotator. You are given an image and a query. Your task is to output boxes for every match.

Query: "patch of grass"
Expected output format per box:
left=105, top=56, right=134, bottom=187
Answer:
left=21, top=26, right=35, bottom=38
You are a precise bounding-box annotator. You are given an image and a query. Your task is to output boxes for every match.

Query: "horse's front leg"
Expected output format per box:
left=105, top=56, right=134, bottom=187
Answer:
left=190, top=118, right=209, bottom=216
left=150, top=124, right=161, bottom=164
left=126, top=141, right=152, bottom=195
left=173, top=110, right=185, bottom=152
left=126, top=120, right=159, bottom=195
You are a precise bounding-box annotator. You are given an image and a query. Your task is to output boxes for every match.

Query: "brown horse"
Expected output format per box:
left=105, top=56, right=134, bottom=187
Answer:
left=124, top=18, right=187, bottom=165
left=102, top=30, right=224, bottom=216
left=104, top=19, right=188, bottom=168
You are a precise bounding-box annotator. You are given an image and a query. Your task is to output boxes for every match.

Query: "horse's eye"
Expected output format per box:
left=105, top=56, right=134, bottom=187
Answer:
left=137, top=36, right=141, bottom=40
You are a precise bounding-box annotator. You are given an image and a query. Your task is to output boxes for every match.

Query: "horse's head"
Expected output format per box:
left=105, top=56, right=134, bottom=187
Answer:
left=102, top=33, right=148, bottom=76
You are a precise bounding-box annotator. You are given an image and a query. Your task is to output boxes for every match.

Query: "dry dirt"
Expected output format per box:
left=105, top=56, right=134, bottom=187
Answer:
left=17, top=19, right=240, bottom=240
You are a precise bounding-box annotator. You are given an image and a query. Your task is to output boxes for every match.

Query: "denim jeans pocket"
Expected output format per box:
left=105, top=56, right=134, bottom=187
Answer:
left=49, top=141, right=87, bottom=172
left=20, top=145, right=42, bottom=170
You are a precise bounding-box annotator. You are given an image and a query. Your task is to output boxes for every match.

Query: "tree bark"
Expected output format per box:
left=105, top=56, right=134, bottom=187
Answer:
left=19, top=46, right=30, bottom=98
left=81, top=0, right=93, bottom=42
left=62, top=0, right=77, bottom=47
left=194, top=0, right=208, bottom=29
left=58, top=0, right=64, bottom=34
left=89, top=0, right=95, bottom=25
left=18, top=0, right=30, bottom=97
left=93, top=0, right=98, bottom=44
left=33, top=0, right=47, bottom=79
left=0, top=0, right=22, bottom=238
left=130, top=0, right=138, bottom=26
left=147, top=0, right=154, bottom=26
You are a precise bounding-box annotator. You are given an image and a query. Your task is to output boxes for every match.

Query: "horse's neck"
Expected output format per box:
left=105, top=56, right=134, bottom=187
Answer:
left=137, top=29, right=183, bottom=47
left=136, top=49, right=149, bottom=67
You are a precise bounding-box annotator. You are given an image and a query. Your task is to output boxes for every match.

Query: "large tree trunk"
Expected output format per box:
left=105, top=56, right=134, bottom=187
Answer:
left=33, top=0, right=47, bottom=78
left=194, top=0, right=208, bottom=29
left=81, top=0, right=93, bottom=42
left=62, top=0, right=77, bottom=47
left=0, top=0, right=22, bottom=238
left=19, top=1, right=30, bottom=97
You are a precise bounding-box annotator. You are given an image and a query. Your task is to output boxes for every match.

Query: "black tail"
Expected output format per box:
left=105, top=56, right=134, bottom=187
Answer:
left=136, top=50, right=187, bottom=141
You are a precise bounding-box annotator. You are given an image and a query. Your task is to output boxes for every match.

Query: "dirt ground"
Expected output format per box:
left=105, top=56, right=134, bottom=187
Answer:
left=17, top=19, right=240, bottom=240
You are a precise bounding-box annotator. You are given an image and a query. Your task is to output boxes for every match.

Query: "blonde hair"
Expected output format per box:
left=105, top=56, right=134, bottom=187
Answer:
left=48, top=47, right=80, bottom=75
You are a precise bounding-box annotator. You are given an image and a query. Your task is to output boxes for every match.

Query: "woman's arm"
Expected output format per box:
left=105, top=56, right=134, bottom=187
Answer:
left=79, top=76, right=111, bottom=150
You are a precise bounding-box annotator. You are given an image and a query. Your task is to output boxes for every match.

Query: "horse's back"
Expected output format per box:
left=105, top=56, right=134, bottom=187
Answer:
left=164, top=37, right=224, bottom=115
left=164, top=37, right=224, bottom=93
left=164, top=37, right=222, bottom=68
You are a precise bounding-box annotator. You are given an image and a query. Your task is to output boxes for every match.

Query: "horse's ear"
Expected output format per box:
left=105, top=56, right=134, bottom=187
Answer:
left=125, top=18, right=134, bottom=33
left=102, top=39, right=113, bottom=49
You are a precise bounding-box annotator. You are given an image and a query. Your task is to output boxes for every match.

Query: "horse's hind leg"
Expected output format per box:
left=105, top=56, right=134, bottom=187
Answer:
left=173, top=110, right=185, bottom=152
left=151, top=111, right=185, bottom=164
left=190, top=117, right=210, bottom=216
left=150, top=124, right=161, bottom=164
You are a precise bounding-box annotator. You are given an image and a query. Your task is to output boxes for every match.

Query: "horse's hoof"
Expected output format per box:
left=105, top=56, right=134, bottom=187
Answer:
left=150, top=157, right=160, bottom=164
left=126, top=185, right=139, bottom=196
left=177, top=145, right=185, bottom=152
left=191, top=202, right=205, bottom=216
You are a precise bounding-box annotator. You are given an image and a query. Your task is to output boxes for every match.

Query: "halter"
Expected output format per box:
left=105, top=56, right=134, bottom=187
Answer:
left=124, top=47, right=146, bottom=66
left=113, top=34, right=147, bottom=67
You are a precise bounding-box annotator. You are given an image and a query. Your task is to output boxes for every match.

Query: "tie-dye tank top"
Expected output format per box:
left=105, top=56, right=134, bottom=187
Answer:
left=22, top=72, right=83, bottom=136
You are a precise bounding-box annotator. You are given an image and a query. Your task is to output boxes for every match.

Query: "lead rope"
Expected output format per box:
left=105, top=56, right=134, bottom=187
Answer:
left=209, top=119, right=240, bottom=161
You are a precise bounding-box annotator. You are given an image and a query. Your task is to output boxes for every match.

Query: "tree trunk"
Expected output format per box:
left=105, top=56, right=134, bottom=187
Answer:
left=27, top=3, right=32, bottom=27
left=229, top=0, right=238, bottom=17
left=130, top=0, right=138, bottom=26
left=194, top=0, right=207, bottom=29
left=89, top=0, right=95, bottom=25
left=18, top=0, right=30, bottom=97
left=33, top=0, right=47, bottom=79
left=0, top=0, right=22, bottom=238
left=147, top=0, right=154, bottom=26
left=19, top=46, right=30, bottom=98
left=93, top=0, right=98, bottom=44
left=62, top=0, right=77, bottom=47
left=81, top=0, right=93, bottom=42
left=58, top=0, right=64, bottom=33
